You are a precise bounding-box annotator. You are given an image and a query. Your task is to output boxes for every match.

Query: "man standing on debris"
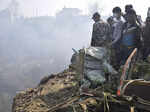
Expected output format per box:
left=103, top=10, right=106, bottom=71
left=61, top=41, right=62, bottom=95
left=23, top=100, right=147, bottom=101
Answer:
left=142, top=17, right=150, bottom=61
left=120, top=9, right=141, bottom=64
left=91, top=12, right=110, bottom=47
left=111, top=7, right=124, bottom=45
left=110, top=7, right=124, bottom=69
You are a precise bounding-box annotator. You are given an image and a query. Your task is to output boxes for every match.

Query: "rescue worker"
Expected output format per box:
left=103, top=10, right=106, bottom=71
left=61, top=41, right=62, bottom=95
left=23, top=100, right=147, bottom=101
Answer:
left=111, top=7, right=124, bottom=45
left=110, top=7, right=124, bottom=69
left=91, top=12, right=110, bottom=47
left=120, top=9, right=141, bottom=65
left=142, top=17, right=150, bottom=61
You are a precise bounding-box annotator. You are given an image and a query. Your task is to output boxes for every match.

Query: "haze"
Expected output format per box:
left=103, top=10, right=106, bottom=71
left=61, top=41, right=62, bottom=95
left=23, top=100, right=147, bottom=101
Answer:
left=0, top=0, right=149, bottom=112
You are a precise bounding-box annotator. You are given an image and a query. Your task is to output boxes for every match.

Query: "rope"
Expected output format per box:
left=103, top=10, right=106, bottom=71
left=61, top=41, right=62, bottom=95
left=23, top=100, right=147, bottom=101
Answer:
left=136, top=96, right=150, bottom=106
left=103, top=92, right=110, bottom=112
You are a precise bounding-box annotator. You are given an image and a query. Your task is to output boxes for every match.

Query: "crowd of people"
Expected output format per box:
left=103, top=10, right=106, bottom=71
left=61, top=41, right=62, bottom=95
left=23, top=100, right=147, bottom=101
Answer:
left=91, top=4, right=150, bottom=70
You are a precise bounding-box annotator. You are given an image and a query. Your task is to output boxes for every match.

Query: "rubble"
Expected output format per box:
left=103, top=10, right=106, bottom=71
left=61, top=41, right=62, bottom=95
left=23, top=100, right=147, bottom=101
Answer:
left=12, top=48, right=150, bottom=112
left=12, top=69, right=79, bottom=112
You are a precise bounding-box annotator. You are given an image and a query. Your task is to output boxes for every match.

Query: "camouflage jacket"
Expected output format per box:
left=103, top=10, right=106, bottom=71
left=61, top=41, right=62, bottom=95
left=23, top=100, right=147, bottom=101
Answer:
left=91, top=20, right=111, bottom=47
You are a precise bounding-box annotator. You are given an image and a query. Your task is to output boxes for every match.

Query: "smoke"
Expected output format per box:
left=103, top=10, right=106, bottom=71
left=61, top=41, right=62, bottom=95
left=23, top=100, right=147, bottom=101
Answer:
left=88, top=0, right=106, bottom=16
left=0, top=0, right=11, bottom=10
left=0, top=1, right=149, bottom=111
left=0, top=7, right=92, bottom=112
left=0, top=7, right=93, bottom=111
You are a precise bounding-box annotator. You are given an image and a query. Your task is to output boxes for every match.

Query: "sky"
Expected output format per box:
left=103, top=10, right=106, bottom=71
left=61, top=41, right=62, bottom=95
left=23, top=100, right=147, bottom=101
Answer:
left=0, top=0, right=150, bottom=19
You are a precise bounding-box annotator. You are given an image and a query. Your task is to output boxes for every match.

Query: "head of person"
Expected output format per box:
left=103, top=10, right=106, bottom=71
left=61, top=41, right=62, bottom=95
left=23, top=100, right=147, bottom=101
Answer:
left=92, top=12, right=100, bottom=22
left=112, top=7, right=122, bottom=19
left=107, top=16, right=114, bottom=26
left=125, top=4, right=133, bottom=13
left=146, top=17, right=150, bottom=26
left=126, top=9, right=137, bottom=24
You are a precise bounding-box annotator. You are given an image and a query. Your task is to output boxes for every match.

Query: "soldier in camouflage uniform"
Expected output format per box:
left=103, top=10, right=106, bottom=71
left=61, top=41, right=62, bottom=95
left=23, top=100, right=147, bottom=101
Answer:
left=91, top=12, right=111, bottom=47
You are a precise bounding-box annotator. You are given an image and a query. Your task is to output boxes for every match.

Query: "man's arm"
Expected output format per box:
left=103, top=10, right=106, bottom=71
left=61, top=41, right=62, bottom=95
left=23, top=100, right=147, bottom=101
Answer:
left=91, top=24, right=96, bottom=46
left=106, top=23, right=112, bottom=42
left=135, top=26, right=142, bottom=48
left=111, top=22, right=123, bottom=45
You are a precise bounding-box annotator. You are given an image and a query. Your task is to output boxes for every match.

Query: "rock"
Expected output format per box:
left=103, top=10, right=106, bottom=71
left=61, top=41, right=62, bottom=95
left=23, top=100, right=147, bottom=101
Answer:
left=82, top=47, right=117, bottom=88
left=132, top=61, right=150, bottom=80
left=86, top=70, right=106, bottom=85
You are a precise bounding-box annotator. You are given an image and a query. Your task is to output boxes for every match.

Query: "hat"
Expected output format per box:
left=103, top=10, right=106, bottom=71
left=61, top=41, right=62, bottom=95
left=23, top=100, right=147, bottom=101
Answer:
left=92, top=12, right=100, bottom=19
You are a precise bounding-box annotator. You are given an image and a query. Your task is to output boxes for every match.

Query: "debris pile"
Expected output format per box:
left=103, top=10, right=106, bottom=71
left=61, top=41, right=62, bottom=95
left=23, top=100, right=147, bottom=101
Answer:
left=12, top=48, right=150, bottom=112
left=12, top=69, right=79, bottom=112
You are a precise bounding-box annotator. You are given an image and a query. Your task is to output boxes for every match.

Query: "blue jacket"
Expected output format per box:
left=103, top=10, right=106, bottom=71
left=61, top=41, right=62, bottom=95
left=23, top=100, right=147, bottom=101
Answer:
left=121, top=22, right=141, bottom=48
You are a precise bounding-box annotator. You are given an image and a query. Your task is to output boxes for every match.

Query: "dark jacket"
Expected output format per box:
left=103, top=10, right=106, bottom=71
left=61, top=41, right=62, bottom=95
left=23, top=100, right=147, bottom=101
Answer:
left=143, top=25, right=150, bottom=47
left=91, top=20, right=111, bottom=47
left=120, top=22, right=141, bottom=48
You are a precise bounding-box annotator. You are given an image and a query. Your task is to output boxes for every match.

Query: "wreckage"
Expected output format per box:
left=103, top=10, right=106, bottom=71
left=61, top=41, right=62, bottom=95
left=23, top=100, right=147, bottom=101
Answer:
left=12, top=46, right=150, bottom=112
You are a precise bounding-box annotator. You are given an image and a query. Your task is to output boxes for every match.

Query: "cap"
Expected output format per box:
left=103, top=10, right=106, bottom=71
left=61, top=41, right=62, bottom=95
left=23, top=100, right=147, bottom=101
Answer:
left=92, top=12, right=100, bottom=19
